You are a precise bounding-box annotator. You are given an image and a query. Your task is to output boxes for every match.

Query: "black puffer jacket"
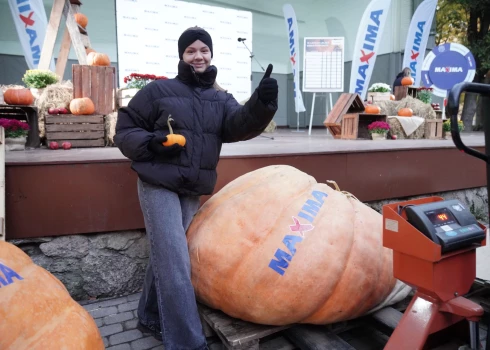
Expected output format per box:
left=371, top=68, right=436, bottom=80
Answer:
left=115, top=61, right=278, bottom=196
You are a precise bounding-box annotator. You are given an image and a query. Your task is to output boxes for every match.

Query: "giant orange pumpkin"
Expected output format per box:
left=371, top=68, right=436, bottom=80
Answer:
left=401, top=77, right=414, bottom=86
left=0, top=241, right=104, bottom=349
left=70, top=97, right=95, bottom=115
left=87, top=52, right=111, bottom=66
left=187, top=165, right=407, bottom=326
left=4, top=88, right=34, bottom=106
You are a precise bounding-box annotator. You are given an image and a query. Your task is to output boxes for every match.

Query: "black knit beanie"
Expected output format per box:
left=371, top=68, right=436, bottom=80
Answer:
left=178, top=28, right=213, bottom=60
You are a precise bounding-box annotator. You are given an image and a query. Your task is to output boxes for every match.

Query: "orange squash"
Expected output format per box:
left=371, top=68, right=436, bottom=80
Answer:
left=74, top=13, right=88, bottom=28
left=401, top=77, right=414, bottom=86
left=87, top=52, right=111, bottom=66
left=390, top=94, right=395, bottom=101
left=0, top=241, right=104, bottom=349
left=4, top=88, right=34, bottom=106
left=163, top=116, right=186, bottom=147
left=70, top=97, right=95, bottom=115
left=364, top=105, right=381, bottom=114
left=187, top=165, right=405, bottom=326
left=398, top=108, right=413, bottom=117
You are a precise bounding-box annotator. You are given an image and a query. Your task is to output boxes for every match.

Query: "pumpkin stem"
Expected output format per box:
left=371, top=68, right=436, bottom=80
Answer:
left=326, top=180, right=341, bottom=192
left=167, top=115, right=174, bottom=134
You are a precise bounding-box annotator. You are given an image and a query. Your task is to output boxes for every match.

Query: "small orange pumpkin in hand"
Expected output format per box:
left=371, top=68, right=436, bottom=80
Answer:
left=163, top=116, right=186, bottom=147
left=401, top=77, right=414, bottom=86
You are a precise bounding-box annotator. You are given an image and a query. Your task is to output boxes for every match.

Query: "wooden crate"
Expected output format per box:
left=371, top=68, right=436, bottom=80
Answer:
left=324, top=93, right=364, bottom=139
left=394, top=86, right=417, bottom=101
left=341, top=113, right=388, bottom=140
left=425, top=119, right=444, bottom=140
left=72, top=65, right=116, bottom=115
left=45, top=114, right=105, bottom=147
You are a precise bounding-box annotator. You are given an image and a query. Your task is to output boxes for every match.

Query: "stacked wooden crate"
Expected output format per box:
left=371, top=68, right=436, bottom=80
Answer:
left=324, top=93, right=365, bottom=139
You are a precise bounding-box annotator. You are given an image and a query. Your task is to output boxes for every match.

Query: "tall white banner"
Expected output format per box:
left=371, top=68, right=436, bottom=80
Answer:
left=8, top=0, right=51, bottom=70
left=283, top=4, right=306, bottom=113
left=349, top=0, right=392, bottom=100
left=402, top=0, right=438, bottom=86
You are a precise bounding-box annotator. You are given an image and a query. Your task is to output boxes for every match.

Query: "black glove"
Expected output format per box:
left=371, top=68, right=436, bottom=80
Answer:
left=148, top=135, right=183, bottom=156
left=257, top=64, right=278, bottom=104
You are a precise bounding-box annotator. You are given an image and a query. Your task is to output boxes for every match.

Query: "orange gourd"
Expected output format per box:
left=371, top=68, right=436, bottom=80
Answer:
left=163, top=116, right=186, bottom=147
left=70, top=97, right=95, bottom=115
left=390, top=94, right=395, bottom=101
left=4, top=88, right=34, bottom=106
left=187, top=165, right=402, bottom=326
left=398, top=108, right=413, bottom=117
left=365, top=105, right=381, bottom=114
left=401, top=77, right=414, bottom=86
left=74, top=13, right=88, bottom=28
left=0, top=241, right=104, bottom=349
left=87, top=52, right=111, bottom=67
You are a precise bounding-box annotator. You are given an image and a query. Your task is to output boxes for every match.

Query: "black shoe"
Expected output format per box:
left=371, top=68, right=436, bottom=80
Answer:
left=137, top=321, right=163, bottom=341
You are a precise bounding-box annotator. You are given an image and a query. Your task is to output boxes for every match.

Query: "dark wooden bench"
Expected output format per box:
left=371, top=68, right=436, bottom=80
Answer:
left=0, top=104, right=41, bottom=149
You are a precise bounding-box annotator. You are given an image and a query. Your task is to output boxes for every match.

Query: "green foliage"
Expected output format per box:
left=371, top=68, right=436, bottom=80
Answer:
left=435, top=0, right=468, bottom=45
left=22, top=69, right=59, bottom=89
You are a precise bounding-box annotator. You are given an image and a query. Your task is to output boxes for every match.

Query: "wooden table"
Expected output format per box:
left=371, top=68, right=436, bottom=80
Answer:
left=0, top=104, right=41, bottom=149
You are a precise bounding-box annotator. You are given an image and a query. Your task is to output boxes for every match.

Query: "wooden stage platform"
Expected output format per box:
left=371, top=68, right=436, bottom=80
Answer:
left=5, top=129, right=486, bottom=240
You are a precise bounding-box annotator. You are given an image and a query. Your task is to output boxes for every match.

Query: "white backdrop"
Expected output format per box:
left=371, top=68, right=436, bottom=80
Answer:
left=115, top=0, right=253, bottom=102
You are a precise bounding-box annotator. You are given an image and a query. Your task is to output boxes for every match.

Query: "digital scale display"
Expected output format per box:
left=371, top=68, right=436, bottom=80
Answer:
left=424, top=208, right=457, bottom=227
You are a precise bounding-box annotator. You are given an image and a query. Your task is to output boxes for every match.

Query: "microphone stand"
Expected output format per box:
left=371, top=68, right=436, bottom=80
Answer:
left=239, top=39, right=274, bottom=140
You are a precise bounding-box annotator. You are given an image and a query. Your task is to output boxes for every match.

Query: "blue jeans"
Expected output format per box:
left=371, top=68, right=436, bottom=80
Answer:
left=136, top=178, right=207, bottom=350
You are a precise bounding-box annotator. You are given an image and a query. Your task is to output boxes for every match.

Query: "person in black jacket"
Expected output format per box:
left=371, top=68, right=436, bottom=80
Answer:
left=114, top=26, right=278, bottom=350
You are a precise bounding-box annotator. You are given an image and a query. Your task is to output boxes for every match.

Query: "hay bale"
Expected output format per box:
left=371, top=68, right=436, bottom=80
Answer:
left=387, top=118, right=425, bottom=139
left=105, top=112, right=118, bottom=146
left=376, top=100, right=400, bottom=116
left=396, top=96, right=436, bottom=120
left=36, top=81, right=73, bottom=138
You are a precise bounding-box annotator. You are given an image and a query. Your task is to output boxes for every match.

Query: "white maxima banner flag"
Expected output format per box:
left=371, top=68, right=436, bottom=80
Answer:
left=402, top=0, right=438, bottom=86
left=349, top=0, right=392, bottom=100
left=283, top=4, right=306, bottom=113
left=8, top=0, right=53, bottom=70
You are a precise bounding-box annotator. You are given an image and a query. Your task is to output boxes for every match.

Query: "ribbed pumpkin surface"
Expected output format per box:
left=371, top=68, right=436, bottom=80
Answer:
left=0, top=241, right=104, bottom=350
left=187, top=165, right=397, bottom=325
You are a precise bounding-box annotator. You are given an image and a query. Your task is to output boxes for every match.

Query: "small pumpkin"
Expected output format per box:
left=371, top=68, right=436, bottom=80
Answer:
left=0, top=241, right=104, bottom=349
left=85, top=47, right=96, bottom=55
left=401, top=77, right=414, bottom=86
left=390, top=94, right=395, bottom=101
left=163, top=115, right=186, bottom=147
left=74, top=13, right=88, bottom=28
left=364, top=105, right=381, bottom=114
left=87, top=52, right=111, bottom=66
left=4, top=88, right=34, bottom=106
left=398, top=108, right=413, bottom=117
left=70, top=97, right=95, bottom=115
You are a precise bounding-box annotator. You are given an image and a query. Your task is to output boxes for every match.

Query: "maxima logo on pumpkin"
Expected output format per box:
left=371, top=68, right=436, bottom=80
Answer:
left=0, top=262, right=23, bottom=288
left=268, top=191, right=328, bottom=276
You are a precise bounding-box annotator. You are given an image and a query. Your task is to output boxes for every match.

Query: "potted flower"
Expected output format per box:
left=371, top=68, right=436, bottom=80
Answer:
left=22, top=69, right=59, bottom=101
left=442, top=120, right=464, bottom=139
left=416, top=87, right=433, bottom=104
left=368, top=121, right=390, bottom=140
left=0, top=118, right=30, bottom=151
left=118, top=73, right=168, bottom=107
left=367, top=83, right=391, bottom=103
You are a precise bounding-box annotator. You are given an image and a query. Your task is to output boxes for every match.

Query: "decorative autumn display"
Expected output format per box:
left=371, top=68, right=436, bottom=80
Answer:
left=87, top=52, right=110, bottom=66
left=0, top=241, right=105, bottom=349
left=416, top=87, right=433, bottom=104
left=397, top=108, right=413, bottom=117
left=401, top=77, right=414, bottom=86
left=4, top=88, right=34, bottom=105
left=22, top=69, right=59, bottom=89
left=364, top=105, right=381, bottom=114
left=163, top=116, right=186, bottom=147
left=186, top=165, right=406, bottom=326
left=70, top=97, right=95, bottom=115
left=124, top=73, right=168, bottom=89
left=74, top=13, right=88, bottom=28
left=368, top=121, right=390, bottom=135
left=0, top=119, right=29, bottom=138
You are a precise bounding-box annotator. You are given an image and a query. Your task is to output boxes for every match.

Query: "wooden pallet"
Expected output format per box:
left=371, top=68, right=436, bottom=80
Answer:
left=45, top=114, right=105, bottom=147
left=425, top=119, right=444, bottom=140
left=198, top=285, right=490, bottom=350
left=72, top=65, right=116, bottom=116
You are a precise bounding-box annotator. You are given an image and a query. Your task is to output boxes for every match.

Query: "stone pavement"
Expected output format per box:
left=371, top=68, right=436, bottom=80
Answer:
left=79, top=292, right=164, bottom=350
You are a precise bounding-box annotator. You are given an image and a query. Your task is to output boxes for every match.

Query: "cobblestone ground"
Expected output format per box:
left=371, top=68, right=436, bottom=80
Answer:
left=79, top=293, right=223, bottom=350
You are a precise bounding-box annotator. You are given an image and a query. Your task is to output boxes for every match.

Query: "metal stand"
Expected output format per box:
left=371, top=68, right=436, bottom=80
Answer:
left=239, top=39, right=273, bottom=140
left=308, top=92, right=333, bottom=136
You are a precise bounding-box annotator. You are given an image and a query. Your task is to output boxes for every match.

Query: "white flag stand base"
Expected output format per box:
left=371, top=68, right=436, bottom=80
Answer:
left=291, top=111, right=305, bottom=133
left=308, top=92, right=333, bottom=136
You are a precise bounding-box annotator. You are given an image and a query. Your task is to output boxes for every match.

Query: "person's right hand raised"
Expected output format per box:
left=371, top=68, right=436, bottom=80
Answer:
left=148, top=135, right=183, bottom=155
left=257, top=64, right=278, bottom=104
